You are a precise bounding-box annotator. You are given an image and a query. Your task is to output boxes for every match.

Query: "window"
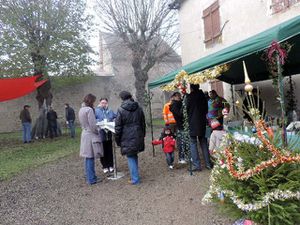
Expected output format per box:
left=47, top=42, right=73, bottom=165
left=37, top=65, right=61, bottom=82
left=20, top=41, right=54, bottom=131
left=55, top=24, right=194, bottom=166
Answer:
left=210, top=80, right=224, bottom=97
left=203, top=1, right=221, bottom=47
left=271, top=0, right=300, bottom=14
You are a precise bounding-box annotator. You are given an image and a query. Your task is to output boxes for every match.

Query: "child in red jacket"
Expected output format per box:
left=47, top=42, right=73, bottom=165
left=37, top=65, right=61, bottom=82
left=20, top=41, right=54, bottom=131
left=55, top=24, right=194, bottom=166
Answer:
left=152, top=127, right=176, bottom=169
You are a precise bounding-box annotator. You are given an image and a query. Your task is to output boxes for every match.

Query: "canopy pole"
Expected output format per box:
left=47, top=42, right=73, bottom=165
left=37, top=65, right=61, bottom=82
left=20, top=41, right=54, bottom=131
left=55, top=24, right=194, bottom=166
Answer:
left=147, top=87, right=155, bottom=157
left=277, top=55, right=287, bottom=146
left=230, top=84, right=236, bottom=117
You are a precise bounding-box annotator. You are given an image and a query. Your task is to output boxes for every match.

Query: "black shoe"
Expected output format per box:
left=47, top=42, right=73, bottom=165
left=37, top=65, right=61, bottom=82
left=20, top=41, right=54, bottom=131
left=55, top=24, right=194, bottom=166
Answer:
left=89, top=177, right=102, bottom=185
left=188, top=167, right=202, bottom=172
left=205, top=165, right=212, bottom=170
left=90, top=179, right=102, bottom=185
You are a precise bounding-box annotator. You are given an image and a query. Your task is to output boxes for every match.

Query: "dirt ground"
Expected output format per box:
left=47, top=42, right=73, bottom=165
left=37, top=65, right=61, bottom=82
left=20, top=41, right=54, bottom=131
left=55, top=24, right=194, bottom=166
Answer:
left=0, top=129, right=233, bottom=225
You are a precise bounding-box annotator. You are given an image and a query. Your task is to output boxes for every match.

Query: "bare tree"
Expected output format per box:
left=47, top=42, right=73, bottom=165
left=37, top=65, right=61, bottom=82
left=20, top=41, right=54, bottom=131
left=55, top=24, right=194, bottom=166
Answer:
left=95, top=0, right=179, bottom=106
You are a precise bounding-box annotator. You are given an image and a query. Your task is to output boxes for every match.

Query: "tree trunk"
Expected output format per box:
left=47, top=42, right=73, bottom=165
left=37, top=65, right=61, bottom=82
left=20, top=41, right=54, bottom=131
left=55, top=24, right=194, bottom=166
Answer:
left=31, top=53, right=53, bottom=139
left=133, top=68, right=148, bottom=107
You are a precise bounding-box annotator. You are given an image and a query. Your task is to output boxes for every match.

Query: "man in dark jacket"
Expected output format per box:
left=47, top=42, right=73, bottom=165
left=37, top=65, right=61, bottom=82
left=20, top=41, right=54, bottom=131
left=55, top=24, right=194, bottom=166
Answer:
left=115, top=91, right=146, bottom=185
left=20, top=105, right=32, bottom=143
left=186, top=84, right=212, bottom=171
left=65, top=103, right=75, bottom=138
left=47, top=106, right=58, bottom=139
left=169, top=92, right=187, bottom=164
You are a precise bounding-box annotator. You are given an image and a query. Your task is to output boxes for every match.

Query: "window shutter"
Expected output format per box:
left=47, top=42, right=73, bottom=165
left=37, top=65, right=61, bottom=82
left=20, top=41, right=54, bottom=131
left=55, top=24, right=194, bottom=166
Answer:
left=203, top=1, right=221, bottom=46
left=271, top=0, right=285, bottom=13
left=203, top=7, right=213, bottom=43
left=210, top=80, right=224, bottom=97
left=211, top=5, right=221, bottom=38
left=271, top=0, right=300, bottom=13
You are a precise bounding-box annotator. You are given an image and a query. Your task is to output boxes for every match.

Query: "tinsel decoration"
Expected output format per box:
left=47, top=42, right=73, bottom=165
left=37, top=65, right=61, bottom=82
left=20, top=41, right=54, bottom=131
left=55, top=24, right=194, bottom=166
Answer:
left=160, top=64, right=229, bottom=92
left=182, top=95, right=192, bottom=174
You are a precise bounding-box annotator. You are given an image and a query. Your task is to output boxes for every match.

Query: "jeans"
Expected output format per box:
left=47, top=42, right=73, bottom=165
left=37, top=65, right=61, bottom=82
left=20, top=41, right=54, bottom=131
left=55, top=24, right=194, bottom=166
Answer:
left=85, top=158, right=97, bottom=184
left=165, top=152, right=174, bottom=166
left=190, top=136, right=211, bottom=170
left=127, top=154, right=140, bottom=184
left=22, top=122, right=31, bottom=143
left=48, top=122, right=58, bottom=138
left=68, top=120, right=75, bottom=138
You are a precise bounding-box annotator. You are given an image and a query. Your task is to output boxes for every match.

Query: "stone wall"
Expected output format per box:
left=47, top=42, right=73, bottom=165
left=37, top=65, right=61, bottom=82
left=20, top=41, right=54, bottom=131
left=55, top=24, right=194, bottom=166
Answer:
left=0, top=74, right=171, bottom=133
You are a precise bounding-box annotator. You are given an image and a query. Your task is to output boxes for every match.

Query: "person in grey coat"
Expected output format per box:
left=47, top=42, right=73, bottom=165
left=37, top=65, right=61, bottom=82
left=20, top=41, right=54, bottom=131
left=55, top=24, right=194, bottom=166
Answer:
left=79, top=94, right=103, bottom=185
left=115, top=91, right=145, bottom=185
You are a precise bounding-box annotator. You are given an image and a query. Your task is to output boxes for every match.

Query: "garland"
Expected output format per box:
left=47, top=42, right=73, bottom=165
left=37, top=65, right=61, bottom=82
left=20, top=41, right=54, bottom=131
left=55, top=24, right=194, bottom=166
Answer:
left=182, top=95, right=191, bottom=162
left=262, top=41, right=291, bottom=81
left=160, top=64, right=229, bottom=92
left=202, top=145, right=300, bottom=212
left=203, top=186, right=300, bottom=212
left=225, top=120, right=300, bottom=180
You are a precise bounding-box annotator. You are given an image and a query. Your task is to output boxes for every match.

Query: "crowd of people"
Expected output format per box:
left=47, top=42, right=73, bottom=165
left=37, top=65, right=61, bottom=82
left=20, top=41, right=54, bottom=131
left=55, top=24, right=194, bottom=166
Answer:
left=79, top=91, right=145, bottom=185
left=156, top=85, right=230, bottom=172
left=19, top=103, right=76, bottom=143
left=20, top=87, right=229, bottom=186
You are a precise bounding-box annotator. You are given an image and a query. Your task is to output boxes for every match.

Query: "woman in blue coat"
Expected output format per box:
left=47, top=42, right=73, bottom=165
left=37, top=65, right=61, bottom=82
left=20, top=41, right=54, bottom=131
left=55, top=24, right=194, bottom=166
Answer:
left=95, top=98, right=116, bottom=174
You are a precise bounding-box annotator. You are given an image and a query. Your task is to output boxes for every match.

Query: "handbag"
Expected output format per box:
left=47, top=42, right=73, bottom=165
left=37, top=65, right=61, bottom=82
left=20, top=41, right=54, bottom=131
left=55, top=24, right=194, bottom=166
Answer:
left=210, top=119, right=221, bottom=130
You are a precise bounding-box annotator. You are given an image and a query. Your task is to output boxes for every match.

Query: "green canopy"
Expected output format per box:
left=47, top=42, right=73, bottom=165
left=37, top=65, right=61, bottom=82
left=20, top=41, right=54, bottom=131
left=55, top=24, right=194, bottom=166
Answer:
left=148, top=15, right=300, bottom=89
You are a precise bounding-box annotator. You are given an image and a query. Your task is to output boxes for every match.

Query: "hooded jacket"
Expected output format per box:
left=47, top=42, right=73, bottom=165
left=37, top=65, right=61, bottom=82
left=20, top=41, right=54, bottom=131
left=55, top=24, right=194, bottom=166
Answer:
left=115, top=99, right=146, bottom=156
left=152, top=135, right=176, bottom=153
left=186, top=88, right=208, bottom=137
left=169, top=99, right=184, bottom=130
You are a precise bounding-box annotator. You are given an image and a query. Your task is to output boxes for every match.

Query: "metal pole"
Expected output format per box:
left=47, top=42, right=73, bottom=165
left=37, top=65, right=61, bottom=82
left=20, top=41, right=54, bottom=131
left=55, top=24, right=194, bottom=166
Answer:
left=108, top=133, right=124, bottom=180
left=112, top=134, right=117, bottom=178
left=147, top=87, right=155, bottom=157
left=277, top=55, right=287, bottom=146
left=230, top=84, right=236, bottom=116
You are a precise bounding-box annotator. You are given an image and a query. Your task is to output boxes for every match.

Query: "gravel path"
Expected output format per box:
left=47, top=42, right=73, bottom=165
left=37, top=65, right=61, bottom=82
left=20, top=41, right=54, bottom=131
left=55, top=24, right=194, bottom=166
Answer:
left=0, top=129, right=232, bottom=225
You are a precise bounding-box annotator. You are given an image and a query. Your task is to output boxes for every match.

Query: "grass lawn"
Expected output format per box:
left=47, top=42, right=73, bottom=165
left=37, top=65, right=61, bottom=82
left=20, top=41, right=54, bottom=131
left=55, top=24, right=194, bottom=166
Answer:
left=0, top=129, right=81, bottom=181
left=152, top=118, right=164, bottom=126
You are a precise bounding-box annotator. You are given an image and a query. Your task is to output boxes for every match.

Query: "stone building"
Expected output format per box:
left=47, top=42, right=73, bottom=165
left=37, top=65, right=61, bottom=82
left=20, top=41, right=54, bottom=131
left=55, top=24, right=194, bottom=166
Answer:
left=97, top=32, right=181, bottom=116
left=167, top=0, right=300, bottom=117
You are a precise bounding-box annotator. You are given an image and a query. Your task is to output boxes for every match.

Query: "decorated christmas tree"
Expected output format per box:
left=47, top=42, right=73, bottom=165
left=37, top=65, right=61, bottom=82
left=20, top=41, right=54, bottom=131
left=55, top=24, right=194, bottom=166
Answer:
left=202, top=43, right=300, bottom=225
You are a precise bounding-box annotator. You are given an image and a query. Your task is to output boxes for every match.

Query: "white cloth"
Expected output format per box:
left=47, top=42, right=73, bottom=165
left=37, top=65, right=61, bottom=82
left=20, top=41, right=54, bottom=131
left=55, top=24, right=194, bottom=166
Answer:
left=209, top=130, right=227, bottom=151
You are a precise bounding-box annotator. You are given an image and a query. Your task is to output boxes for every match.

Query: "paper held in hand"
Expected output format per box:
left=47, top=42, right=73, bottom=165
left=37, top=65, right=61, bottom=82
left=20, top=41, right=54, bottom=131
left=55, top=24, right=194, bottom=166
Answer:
left=96, top=121, right=115, bottom=133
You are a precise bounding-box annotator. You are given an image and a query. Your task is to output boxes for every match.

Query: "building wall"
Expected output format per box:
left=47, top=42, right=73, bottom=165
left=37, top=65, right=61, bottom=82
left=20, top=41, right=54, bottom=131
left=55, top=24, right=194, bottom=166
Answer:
left=179, top=0, right=300, bottom=116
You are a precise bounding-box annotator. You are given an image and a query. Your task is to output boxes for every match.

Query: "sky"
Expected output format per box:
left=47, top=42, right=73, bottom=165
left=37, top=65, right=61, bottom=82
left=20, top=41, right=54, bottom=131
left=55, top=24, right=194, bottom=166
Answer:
left=85, top=0, right=102, bottom=61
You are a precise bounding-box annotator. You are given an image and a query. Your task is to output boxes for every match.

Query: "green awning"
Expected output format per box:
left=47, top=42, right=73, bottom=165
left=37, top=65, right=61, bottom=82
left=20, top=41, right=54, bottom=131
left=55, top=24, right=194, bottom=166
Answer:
left=148, top=15, right=300, bottom=89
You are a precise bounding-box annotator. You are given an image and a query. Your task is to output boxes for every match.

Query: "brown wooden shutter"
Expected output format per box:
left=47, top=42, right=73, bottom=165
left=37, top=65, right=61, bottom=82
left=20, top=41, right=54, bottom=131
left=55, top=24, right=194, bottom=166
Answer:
left=203, top=7, right=213, bottom=43
left=203, top=1, right=221, bottom=46
left=271, top=0, right=286, bottom=13
left=271, top=0, right=300, bottom=13
left=211, top=4, right=221, bottom=39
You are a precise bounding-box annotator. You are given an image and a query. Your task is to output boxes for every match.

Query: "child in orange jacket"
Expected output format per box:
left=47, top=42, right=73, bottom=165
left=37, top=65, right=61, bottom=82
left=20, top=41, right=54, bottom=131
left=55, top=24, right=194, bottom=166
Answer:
left=152, top=127, right=176, bottom=169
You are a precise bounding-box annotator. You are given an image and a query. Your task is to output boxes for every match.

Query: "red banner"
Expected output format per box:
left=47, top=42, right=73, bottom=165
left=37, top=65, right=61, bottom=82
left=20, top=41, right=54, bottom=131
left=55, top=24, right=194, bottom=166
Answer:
left=0, top=75, right=47, bottom=102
